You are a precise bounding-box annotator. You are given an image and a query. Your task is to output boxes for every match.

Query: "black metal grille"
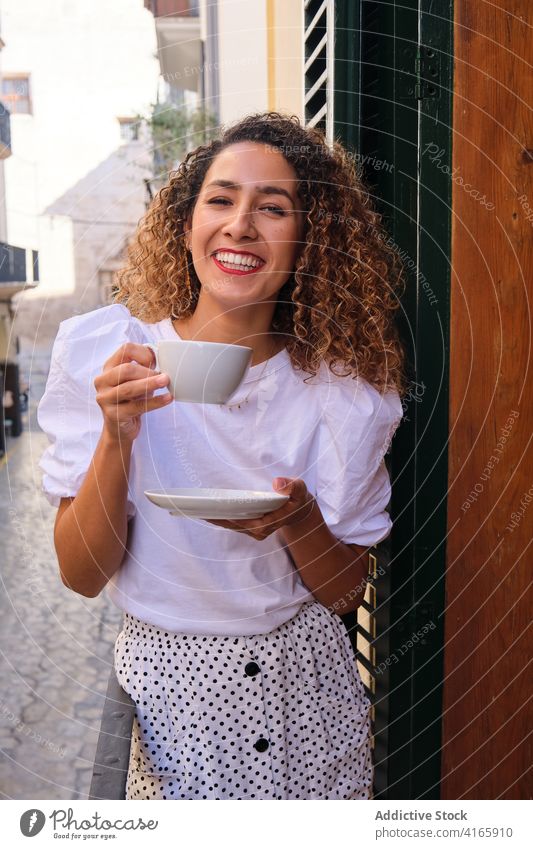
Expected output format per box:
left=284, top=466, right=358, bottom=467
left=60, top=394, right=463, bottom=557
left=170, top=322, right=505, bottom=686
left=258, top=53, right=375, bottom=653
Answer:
left=304, top=0, right=334, bottom=142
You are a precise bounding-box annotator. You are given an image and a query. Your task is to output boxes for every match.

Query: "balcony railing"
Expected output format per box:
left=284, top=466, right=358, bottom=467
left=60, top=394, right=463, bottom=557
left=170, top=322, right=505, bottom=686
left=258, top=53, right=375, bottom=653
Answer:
left=144, top=0, right=199, bottom=17
left=0, top=102, right=12, bottom=159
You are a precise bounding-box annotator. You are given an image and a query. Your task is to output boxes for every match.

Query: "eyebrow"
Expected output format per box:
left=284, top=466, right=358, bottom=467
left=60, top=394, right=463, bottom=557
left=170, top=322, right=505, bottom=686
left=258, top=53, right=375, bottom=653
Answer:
left=205, top=179, right=295, bottom=204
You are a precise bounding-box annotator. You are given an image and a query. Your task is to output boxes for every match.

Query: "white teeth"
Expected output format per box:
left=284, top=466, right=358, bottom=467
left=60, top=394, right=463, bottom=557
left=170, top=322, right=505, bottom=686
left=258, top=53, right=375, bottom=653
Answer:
left=215, top=251, right=262, bottom=269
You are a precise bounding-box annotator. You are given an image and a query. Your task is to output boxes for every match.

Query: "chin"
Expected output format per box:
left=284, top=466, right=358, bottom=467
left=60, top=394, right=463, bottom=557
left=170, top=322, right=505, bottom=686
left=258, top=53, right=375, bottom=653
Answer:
left=210, top=293, right=264, bottom=310
left=201, top=278, right=263, bottom=301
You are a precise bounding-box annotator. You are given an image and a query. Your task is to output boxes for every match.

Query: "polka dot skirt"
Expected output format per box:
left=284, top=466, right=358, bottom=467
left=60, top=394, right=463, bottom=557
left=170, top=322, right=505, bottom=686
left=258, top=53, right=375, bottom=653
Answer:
left=114, top=599, right=373, bottom=800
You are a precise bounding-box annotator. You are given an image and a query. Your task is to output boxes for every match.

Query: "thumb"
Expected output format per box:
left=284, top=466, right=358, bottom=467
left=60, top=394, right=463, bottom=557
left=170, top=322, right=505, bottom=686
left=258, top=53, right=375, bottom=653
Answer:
left=273, top=477, right=308, bottom=500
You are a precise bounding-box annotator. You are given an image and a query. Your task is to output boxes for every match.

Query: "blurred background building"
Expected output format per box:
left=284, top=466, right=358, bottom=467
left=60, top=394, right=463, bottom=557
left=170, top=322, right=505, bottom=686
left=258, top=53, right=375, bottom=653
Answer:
left=0, top=10, right=38, bottom=449
left=0, top=0, right=305, bottom=362
left=1, top=0, right=160, bottom=353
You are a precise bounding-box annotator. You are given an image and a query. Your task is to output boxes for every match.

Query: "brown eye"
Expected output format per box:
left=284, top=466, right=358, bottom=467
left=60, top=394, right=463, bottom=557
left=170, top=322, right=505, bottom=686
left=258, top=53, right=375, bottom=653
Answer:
left=261, top=206, right=286, bottom=216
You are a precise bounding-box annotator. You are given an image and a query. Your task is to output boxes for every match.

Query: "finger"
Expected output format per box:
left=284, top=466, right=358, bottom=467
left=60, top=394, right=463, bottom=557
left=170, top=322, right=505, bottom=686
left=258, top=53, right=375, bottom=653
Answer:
left=267, top=491, right=309, bottom=523
left=205, top=518, right=267, bottom=537
left=104, top=342, right=158, bottom=371
left=257, top=506, right=287, bottom=525
left=236, top=520, right=279, bottom=540
left=225, top=516, right=269, bottom=532
left=273, top=477, right=309, bottom=502
left=106, top=373, right=170, bottom=403
left=205, top=519, right=233, bottom=529
left=260, top=498, right=313, bottom=529
left=205, top=520, right=249, bottom=532
left=103, top=393, right=172, bottom=418
left=98, top=360, right=164, bottom=389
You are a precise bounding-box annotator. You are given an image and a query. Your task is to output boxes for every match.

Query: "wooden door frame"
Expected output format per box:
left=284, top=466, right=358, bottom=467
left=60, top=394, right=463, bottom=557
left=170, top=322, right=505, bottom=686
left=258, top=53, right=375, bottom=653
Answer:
left=442, top=0, right=532, bottom=800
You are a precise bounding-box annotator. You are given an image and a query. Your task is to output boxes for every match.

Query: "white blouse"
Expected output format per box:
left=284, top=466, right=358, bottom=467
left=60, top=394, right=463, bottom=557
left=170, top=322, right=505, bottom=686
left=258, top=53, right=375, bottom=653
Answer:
left=37, top=303, right=403, bottom=636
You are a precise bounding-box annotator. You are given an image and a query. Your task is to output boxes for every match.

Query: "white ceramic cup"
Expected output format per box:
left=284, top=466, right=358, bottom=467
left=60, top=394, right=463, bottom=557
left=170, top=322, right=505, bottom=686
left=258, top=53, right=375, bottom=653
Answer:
left=142, top=339, right=252, bottom=404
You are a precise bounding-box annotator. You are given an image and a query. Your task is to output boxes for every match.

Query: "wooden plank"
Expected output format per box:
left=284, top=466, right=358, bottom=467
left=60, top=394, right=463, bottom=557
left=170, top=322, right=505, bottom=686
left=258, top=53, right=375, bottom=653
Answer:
left=444, top=0, right=533, bottom=800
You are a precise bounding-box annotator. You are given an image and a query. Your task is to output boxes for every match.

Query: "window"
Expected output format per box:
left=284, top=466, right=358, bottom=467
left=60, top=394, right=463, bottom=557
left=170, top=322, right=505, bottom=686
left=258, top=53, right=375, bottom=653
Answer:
left=117, top=117, right=140, bottom=142
left=1, top=75, right=31, bottom=114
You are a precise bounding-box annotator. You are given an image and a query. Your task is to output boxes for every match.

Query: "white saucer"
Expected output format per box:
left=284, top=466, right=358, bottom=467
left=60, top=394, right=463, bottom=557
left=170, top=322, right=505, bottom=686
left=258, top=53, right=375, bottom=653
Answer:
left=144, top=488, right=289, bottom=519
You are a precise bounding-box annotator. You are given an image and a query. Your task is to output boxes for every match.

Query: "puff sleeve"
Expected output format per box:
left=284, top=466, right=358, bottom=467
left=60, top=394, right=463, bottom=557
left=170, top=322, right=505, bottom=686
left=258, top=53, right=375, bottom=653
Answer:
left=37, top=303, right=144, bottom=517
left=314, top=374, right=404, bottom=546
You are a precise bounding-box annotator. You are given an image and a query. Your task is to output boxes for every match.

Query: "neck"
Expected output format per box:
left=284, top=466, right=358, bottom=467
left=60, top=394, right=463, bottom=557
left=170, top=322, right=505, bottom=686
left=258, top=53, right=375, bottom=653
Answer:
left=173, top=297, right=283, bottom=365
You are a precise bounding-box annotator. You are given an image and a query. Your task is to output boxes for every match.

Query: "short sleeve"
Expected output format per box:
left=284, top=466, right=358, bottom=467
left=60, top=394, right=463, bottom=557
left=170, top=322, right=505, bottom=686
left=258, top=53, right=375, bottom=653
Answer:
left=37, top=303, right=143, bottom=518
left=314, top=374, right=403, bottom=546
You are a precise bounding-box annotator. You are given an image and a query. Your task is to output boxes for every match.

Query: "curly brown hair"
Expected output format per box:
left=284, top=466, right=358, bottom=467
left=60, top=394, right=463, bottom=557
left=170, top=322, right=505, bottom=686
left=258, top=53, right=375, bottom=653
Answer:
left=114, top=112, right=407, bottom=395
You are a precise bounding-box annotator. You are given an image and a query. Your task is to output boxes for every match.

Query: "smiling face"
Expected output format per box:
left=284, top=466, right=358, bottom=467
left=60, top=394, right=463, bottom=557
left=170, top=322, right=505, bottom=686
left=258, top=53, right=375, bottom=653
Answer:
left=186, top=142, right=305, bottom=310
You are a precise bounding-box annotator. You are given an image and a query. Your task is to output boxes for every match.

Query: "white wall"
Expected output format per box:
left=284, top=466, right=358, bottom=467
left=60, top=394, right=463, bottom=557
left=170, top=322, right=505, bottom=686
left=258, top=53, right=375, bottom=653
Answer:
left=273, top=0, right=304, bottom=119
left=216, top=0, right=268, bottom=126
left=0, top=0, right=160, bottom=346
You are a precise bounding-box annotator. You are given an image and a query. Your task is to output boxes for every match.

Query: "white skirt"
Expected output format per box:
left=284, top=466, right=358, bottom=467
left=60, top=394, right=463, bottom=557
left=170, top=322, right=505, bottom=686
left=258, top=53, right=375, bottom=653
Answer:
left=114, top=599, right=373, bottom=800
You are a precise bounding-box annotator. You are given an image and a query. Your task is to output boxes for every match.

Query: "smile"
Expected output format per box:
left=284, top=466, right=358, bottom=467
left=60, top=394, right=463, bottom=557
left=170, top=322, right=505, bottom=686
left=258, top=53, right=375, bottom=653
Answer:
left=212, top=250, right=265, bottom=275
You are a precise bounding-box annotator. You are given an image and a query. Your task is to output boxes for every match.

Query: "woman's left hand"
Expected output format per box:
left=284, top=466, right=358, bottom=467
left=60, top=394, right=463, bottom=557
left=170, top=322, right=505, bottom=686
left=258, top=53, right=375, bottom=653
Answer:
left=206, top=478, right=315, bottom=541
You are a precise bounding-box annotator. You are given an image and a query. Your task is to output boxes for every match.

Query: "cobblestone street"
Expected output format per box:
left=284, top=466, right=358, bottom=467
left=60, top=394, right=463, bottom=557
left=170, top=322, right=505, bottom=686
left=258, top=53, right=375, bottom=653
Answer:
left=0, top=351, right=122, bottom=800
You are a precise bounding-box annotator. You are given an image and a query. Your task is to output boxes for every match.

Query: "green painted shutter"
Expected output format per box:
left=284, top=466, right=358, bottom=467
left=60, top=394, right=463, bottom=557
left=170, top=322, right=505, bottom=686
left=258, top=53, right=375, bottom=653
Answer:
left=304, top=0, right=453, bottom=799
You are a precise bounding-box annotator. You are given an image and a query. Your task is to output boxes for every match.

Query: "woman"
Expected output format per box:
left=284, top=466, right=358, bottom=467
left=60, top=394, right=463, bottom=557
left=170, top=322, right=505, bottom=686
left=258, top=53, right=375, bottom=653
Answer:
left=38, top=112, right=406, bottom=800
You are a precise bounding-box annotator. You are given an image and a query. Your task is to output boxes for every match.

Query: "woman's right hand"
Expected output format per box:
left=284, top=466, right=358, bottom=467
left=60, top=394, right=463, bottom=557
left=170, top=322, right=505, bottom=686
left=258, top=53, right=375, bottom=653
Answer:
left=94, top=343, right=172, bottom=444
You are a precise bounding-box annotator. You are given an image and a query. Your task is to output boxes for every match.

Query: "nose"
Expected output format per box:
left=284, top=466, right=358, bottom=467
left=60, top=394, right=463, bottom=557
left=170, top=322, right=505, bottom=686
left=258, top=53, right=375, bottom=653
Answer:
left=221, top=200, right=258, bottom=241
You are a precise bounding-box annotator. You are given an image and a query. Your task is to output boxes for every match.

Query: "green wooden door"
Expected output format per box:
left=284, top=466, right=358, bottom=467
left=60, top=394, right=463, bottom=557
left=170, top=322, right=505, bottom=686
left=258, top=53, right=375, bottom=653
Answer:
left=304, top=0, right=453, bottom=799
